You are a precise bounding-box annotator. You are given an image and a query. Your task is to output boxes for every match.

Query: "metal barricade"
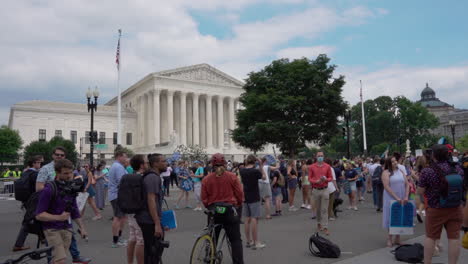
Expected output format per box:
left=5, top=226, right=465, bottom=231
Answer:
left=0, top=178, right=16, bottom=196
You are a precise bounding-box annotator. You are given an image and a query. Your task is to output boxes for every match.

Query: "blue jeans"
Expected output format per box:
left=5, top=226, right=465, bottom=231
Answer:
left=372, top=182, right=383, bottom=209
left=69, top=229, right=80, bottom=259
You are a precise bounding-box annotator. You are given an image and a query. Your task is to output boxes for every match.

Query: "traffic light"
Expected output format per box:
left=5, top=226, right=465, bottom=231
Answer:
left=342, top=127, right=347, bottom=140
left=89, top=131, right=98, bottom=143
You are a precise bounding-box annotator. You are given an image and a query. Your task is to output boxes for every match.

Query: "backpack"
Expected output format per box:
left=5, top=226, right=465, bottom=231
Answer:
left=372, top=165, right=383, bottom=185
left=439, top=166, right=463, bottom=208
left=117, top=173, right=148, bottom=214
left=392, top=243, right=424, bottom=263
left=14, top=169, right=38, bottom=203
left=309, top=232, right=341, bottom=258
left=275, top=170, right=285, bottom=187
left=22, top=181, right=58, bottom=239
left=279, top=162, right=288, bottom=180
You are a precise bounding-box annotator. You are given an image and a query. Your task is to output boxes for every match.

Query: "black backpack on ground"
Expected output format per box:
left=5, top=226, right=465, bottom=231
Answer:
left=117, top=173, right=148, bottom=214
left=392, top=243, right=424, bottom=263
left=309, top=232, right=341, bottom=258
left=22, top=181, right=58, bottom=239
left=372, top=165, right=383, bottom=185
left=14, top=169, right=38, bottom=203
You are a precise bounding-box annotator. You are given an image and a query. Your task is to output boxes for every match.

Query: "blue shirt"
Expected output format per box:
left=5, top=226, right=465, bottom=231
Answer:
left=193, top=167, right=204, bottom=183
left=107, top=161, right=127, bottom=202
left=36, top=161, right=55, bottom=183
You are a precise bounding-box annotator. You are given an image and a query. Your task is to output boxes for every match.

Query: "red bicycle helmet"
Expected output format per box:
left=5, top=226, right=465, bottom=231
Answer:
left=211, top=153, right=227, bottom=167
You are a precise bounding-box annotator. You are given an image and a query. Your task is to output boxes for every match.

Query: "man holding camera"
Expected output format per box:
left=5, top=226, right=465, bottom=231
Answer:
left=36, top=146, right=91, bottom=264
left=36, top=159, right=88, bottom=264
left=135, top=153, right=167, bottom=264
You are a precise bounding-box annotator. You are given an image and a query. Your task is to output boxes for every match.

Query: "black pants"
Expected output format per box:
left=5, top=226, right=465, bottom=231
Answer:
left=14, top=224, right=28, bottom=248
left=163, top=177, right=170, bottom=196
left=212, top=207, right=244, bottom=264
left=281, top=180, right=289, bottom=202
left=170, top=173, right=178, bottom=187
left=138, top=223, right=165, bottom=264
left=372, top=182, right=384, bottom=209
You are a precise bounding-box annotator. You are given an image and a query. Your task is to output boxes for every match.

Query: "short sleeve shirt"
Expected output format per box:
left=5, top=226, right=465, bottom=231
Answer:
left=36, top=161, right=55, bottom=183
left=36, top=182, right=80, bottom=230
left=107, top=162, right=127, bottom=202
left=193, top=167, right=204, bottom=183
left=418, top=161, right=464, bottom=208
left=135, top=172, right=163, bottom=224
left=240, top=168, right=262, bottom=203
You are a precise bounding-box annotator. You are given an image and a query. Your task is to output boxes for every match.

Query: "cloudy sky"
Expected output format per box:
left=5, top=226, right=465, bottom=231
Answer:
left=1, top=0, right=467, bottom=125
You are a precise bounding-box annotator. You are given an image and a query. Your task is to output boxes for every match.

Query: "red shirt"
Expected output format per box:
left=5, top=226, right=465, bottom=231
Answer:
left=201, top=171, right=244, bottom=208
left=308, top=162, right=332, bottom=189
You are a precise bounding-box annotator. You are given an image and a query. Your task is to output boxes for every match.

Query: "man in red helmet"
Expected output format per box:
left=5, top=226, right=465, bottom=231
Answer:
left=201, top=153, right=244, bottom=264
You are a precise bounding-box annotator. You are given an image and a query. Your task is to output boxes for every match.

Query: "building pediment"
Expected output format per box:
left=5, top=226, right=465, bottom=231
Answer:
left=154, top=64, right=244, bottom=87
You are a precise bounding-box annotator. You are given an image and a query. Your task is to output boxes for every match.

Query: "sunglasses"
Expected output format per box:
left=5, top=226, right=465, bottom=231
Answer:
left=54, top=153, right=65, bottom=157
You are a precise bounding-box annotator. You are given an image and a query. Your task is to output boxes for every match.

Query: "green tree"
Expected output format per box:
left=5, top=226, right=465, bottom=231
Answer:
left=174, top=145, right=208, bottom=163
left=350, top=96, right=438, bottom=154
left=0, top=126, right=23, bottom=167
left=232, top=55, right=347, bottom=157
left=457, top=134, right=468, bottom=152
left=24, top=136, right=78, bottom=165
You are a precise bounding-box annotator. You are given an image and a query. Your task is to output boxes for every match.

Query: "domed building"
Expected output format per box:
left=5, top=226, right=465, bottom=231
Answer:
left=418, top=83, right=468, bottom=144
left=418, top=83, right=454, bottom=118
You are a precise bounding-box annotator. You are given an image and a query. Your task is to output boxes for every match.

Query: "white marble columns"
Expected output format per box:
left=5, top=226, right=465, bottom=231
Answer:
left=136, top=89, right=237, bottom=149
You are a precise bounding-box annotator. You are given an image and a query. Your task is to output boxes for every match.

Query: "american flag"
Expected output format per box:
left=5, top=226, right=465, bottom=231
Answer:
left=116, top=29, right=122, bottom=70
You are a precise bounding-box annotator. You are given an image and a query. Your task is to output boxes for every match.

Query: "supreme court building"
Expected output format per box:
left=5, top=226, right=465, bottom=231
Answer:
left=8, top=64, right=251, bottom=160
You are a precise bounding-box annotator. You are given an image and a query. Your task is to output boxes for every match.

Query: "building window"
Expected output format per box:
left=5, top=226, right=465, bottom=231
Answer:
left=126, top=133, right=132, bottom=145
left=113, top=132, right=118, bottom=145
left=39, top=129, right=46, bottom=141
left=99, top=132, right=106, bottom=144
left=70, top=130, right=77, bottom=144
left=85, top=131, right=90, bottom=144
left=55, top=130, right=62, bottom=137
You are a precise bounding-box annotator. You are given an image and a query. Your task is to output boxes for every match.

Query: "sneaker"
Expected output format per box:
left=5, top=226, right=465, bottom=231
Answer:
left=288, top=206, right=298, bottom=212
left=329, top=217, right=335, bottom=221
left=360, top=197, right=365, bottom=201
left=246, top=241, right=253, bottom=248
left=118, top=238, right=127, bottom=244
left=306, top=204, right=312, bottom=210
left=252, top=242, right=266, bottom=250
left=300, top=204, right=307, bottom=209
left=92, top=215, right=102, bottom=221
left=72, top=256, right=92, bottom=263
left=174, top=204, right=180, bottom=210
left=353, top=207, right=358, bottom=211
left=347, top=206, right=352, bottom=210
left=421, top=210, right=426, bottom=217
left=185, top=205, right=192, bottom=209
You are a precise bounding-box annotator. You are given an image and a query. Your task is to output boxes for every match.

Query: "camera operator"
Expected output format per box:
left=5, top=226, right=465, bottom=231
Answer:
left=135, top=153, right=168, bottom=264
left=35, top=159, right=88, bottom=264
left=35, top=146, right=91, bottom=264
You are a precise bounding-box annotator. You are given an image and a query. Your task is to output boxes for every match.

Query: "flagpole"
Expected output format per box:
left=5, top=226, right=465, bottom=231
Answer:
left=360, top=80, right=368, bottom=156
left=117, top=29, right=122, bottom=146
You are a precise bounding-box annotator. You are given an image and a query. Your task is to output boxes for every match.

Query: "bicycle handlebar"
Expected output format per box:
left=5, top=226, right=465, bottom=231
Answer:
left=1, top=246, right=53, bottom=264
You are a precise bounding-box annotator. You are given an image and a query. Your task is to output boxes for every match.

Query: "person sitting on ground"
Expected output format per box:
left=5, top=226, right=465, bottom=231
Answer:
left=35, top=159, right=88, bottom=264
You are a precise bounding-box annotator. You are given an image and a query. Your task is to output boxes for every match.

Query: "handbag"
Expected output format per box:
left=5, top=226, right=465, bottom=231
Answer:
left=462, top=232, right=468, bottom=249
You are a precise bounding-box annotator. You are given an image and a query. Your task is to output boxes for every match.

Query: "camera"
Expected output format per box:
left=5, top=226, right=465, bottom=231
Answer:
left=57, top=178, right=85, bottom=196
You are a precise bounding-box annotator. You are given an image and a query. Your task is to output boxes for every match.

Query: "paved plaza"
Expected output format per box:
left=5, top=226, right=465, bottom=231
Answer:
left=0, top=189, right=466, bottom=263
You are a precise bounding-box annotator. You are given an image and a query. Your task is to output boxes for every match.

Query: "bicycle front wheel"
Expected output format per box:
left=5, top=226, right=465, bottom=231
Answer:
left=190, top=234, right=215, bottom=264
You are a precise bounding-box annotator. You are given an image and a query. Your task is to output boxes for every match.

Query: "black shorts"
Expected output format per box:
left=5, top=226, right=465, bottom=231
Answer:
left=110, top=199, right=126, bottom=218
left=356, top=180, right=364, bottom=188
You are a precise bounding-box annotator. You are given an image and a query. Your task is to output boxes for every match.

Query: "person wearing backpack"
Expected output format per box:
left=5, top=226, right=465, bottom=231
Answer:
left=35, top=159, right=88, bottom=264
left=135, top=153, right=167, bottom=264
left=369, top=156, right=384, bottom=212
left=418, top=144, right=464, bottom=264
left=12, top=155, right=43, bottom=252
left=270, top=165, right=283, bottom=216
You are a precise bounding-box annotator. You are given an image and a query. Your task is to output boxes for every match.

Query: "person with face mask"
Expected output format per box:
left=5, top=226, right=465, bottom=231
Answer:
left=308, top=152, right=333, bottom=235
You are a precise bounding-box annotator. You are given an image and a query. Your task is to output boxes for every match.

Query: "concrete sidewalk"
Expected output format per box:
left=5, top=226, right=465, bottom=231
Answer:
left=334, top=232, right=468, bottom=264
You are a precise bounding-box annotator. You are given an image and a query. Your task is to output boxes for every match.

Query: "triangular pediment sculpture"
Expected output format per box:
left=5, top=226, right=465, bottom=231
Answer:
left=155, top=64, right=244, bottom=87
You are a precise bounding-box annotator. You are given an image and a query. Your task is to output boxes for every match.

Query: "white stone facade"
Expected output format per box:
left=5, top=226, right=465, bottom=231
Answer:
left=8, top=64, right=250, bottom=159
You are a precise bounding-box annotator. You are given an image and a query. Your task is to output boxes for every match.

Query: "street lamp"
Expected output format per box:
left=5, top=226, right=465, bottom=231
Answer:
left=394, top=108, right=402, bottom=153
left=449, top=120, right=456, bottom=149
left=86, top=86, right=99, bottom=168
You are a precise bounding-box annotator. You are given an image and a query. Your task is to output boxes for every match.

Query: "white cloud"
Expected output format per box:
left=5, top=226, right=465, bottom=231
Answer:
left=0, top=0, right=388, bottom=125
left=276, top=45, right=336, bottom=59
left=338, top=64, right=468, bottom=109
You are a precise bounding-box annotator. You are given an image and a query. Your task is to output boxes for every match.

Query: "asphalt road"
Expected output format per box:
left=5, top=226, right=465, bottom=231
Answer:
left=0, top=189, right=428, bottom=264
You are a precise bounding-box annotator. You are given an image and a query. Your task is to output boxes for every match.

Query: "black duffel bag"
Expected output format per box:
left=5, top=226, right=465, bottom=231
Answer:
left=309, top=232, right=341, bottom=258
left=392, top=243, right=424, bottom=263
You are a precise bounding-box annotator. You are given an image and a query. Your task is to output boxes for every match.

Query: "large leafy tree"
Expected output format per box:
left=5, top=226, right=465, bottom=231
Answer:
left=350, top=96, right=439, bottom=154
left=0, top=126, right=23, bottom=166
left=24, top=136, right=79, bottom=165
left=232, top=55, right=347, bottom=157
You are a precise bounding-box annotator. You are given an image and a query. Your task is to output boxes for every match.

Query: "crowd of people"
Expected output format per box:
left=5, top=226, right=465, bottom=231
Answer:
left=8, top=144, right=468, bottom=264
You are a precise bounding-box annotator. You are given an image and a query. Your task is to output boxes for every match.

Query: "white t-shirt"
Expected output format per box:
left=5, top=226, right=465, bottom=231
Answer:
left=327, top=167, right=337, bottom=193
left=368, top=163, right=380, bottom=177
left=160, top=166, right=172, bottom=177
left=259, top=165, right=270, bottom=184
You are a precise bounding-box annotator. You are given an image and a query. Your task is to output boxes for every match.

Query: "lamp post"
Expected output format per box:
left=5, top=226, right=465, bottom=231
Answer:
left=344, top=109, right=351, bottom=159
left=449, top=120, right=456, bottom=149
left=394, top=108, right=402, bottom=153
left=86, top=87, right=99, bottom=168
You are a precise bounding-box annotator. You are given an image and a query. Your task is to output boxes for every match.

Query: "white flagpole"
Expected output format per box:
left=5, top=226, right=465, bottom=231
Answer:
left=360, top=80, right=368, bottom=155
left=117, top=29, right=122, bottom=145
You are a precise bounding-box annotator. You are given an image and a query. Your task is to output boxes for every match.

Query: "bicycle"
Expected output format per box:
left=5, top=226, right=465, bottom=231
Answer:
left=190, top=208, right=232, bottom=264
left=1, top=246, right=53, bottom=264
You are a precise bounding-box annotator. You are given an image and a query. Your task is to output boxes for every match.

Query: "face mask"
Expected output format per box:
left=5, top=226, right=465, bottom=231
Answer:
left=317, top=157, right=324, bottom=162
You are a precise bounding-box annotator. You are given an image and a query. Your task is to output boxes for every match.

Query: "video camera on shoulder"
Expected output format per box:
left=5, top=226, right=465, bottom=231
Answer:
left=56, top=177, right=85, bottom=196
